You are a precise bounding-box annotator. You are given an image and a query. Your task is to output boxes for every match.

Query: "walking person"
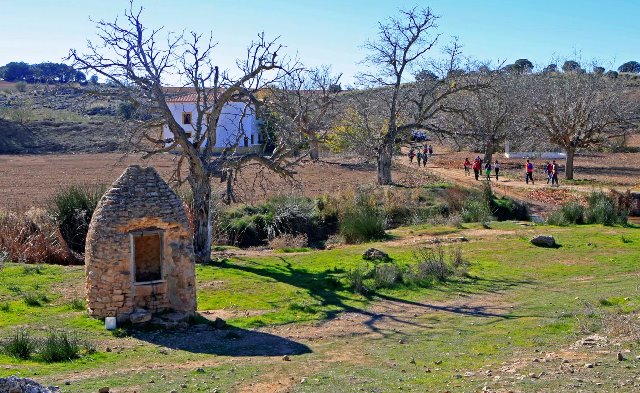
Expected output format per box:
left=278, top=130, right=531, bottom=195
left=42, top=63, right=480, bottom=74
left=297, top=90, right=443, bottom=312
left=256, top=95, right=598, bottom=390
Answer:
left=472, top=157, right=481, bottom=181
left=408, top=148, right=415, bottom=163
left=551, top=160, right=559, bottom=186
left=494, top=160, right=500, bottom=181
left=525, top=159, right=534, bottom=185
left=484, top=161, right=492, bottom=181
left=464, top=158, right=471, bottom=176
left=428, top=144, right=433, bottom=157
left=416, top=150, right=423, bottom=166
left=544, top=161, right=552, bottom=184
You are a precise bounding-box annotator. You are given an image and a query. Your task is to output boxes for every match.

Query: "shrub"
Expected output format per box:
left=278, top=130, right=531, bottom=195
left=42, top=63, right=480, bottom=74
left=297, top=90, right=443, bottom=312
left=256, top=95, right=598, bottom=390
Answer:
left=461, top=199, right=493, bottom=224
left=0, top=302, right=10, bottom=312
left=346, top=264, right=371, bottom=294
left=117, top=101, right=136, bottom=119
left=585, top=192, right=626, bottom=226
left=14, top=81, right=27, bottom=92
left=373, top=263, right=401, bottom=288
left=1, top=329, right=35, bottom=359
left=23, top=293, right=47, bottom=307
left=68, top=298, right=86, bottom=311
left=547, top=202, right=585, bottom=226
left=0, top=211, right=73, bottom=265
left=339, top=192, right=386, bottom=244
left=48, top=185, right=105, bottom=253
left=40, top=330, right=82, bottom=362
left=412, top=246, right=452, bottom=282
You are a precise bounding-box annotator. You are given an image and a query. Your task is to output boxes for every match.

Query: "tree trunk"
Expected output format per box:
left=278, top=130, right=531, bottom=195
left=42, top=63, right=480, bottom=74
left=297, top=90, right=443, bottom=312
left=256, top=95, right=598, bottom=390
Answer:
left=565, top=146, right=575, bottom=180
left=483, top=139, right=494, bottom=164
left=377, top=142, right=393, bottom=185
left=190, top=172, right=212, bottom=263
left=309, top=136, right=320, bottom=161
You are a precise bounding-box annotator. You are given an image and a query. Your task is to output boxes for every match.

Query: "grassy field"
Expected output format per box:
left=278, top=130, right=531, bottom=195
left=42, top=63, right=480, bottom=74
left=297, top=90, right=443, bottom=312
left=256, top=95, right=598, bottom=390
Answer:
left=1, top=222, right=639, bottom=392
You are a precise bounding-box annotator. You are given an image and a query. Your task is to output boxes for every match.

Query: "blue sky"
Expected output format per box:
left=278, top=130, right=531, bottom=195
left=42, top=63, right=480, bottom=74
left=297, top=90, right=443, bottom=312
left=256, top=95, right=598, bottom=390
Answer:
left=1, top=0, right=638, bottom=85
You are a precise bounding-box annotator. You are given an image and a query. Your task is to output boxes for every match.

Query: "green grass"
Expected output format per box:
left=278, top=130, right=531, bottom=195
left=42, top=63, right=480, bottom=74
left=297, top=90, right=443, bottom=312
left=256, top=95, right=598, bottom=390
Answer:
left=0, top=223, right=638, bottom=391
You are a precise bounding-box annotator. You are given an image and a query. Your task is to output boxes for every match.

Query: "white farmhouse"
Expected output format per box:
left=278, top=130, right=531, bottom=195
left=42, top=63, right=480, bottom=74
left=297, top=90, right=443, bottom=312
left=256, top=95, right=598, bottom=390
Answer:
left=162, top=93, right=263, bottom=152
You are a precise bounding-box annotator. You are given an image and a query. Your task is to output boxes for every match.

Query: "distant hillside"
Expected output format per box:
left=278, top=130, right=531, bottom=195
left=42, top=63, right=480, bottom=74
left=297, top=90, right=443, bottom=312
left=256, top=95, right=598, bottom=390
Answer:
left=0, top=83, right=133, bottom=154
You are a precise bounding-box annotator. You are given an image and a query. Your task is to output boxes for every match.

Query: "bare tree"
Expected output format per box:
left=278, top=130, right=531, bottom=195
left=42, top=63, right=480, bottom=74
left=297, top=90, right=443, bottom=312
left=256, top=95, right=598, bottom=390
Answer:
left=266, top=66, right=342, bottom=160
left=443, top=70, right=526, bottom=163
left=69, top=4, right=302, bottom=262
left=359, top=8, right=487, bottom=184
left=527, top=71, right=638, bottom=179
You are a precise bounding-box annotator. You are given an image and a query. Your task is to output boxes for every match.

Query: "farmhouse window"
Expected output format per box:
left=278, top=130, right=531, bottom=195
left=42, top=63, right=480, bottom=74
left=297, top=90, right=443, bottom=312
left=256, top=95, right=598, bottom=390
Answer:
left=131, top=231, right=163, bottom=283
left=250, top=134, right=254, bottom=144
left=243, top=136, right=249, bottom=147
left=182, top=112, right=192, bottom=125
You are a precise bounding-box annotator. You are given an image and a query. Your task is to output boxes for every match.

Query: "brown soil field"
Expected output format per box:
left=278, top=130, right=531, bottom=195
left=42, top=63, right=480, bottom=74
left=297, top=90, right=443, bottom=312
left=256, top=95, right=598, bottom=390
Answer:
left=1, top=139, right=639, bottom=211
left=0, top=153, right=439, bottom=210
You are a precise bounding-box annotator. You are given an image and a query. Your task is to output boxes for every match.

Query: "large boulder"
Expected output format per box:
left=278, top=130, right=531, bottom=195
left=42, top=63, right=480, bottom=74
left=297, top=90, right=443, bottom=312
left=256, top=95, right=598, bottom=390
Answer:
left=530, top=235, right=557, bottom=248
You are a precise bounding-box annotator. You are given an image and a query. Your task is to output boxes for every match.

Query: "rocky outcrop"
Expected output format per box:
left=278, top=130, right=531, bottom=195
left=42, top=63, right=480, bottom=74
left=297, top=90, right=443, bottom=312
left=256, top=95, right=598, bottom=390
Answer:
left=0, top=376, right=61, bottom=393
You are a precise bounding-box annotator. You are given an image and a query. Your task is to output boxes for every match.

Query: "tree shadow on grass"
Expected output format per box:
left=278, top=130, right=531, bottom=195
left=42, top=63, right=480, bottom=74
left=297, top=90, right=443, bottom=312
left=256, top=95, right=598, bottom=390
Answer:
left=130, top=324, right=311, bottom=357
left=219, top=257, right=533, bottom=337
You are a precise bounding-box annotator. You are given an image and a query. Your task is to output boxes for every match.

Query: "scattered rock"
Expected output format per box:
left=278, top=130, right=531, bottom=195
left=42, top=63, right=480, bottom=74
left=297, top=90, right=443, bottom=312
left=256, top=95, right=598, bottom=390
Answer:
left=64, top=380, right=71, bottom=385
left=282, top=355, right=291, bottom=361
left=0, top=376, right=63, bottom=393
left=129, top=309, right=152, bottom=324
left=585, top=363, right=594, bottom=368
left=196, top=368, right=205, bottom=373
left=530, top=235, right=557, bottom=248
left=98, top=387, right=110, bottom=393
left=618, top=352, right=626, bottom=361
left=180, top=384, right=188, bottom=389
left=105, top=347, right=112, bottom=352
left=362, top=248, right=390, bottom=262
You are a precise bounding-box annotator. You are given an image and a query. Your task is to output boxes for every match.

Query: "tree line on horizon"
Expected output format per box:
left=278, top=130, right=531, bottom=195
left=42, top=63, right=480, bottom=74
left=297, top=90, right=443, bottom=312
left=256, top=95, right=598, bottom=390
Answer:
left=0, top=61, right=89, bottom=84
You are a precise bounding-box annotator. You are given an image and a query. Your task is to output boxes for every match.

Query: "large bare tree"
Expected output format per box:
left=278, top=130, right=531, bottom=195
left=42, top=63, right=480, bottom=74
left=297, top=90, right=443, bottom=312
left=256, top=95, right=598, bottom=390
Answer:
left=69, top=4, right=302, bottom=262
left=359, top=8, right=487, bottom=184
left=527, top=70, right=638, bottom=179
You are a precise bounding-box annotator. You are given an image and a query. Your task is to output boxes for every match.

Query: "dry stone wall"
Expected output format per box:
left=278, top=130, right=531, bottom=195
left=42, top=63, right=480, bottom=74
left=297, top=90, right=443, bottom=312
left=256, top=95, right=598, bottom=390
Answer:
left=85, top=165, right=196, bottom=322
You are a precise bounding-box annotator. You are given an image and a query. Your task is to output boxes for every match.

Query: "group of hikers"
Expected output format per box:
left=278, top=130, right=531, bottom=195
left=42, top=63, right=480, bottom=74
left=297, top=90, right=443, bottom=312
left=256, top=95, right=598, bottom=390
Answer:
left=464, top=156, right=501, bottom=181
left=408, top=145, right=433, bottom=167
left=463, top=156, right=561, bottom=186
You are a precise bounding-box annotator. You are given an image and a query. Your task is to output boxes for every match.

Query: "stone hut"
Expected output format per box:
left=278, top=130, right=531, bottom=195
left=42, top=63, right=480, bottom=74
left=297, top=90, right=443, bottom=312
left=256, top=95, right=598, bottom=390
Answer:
left=85, top=165, right=196, bottom=322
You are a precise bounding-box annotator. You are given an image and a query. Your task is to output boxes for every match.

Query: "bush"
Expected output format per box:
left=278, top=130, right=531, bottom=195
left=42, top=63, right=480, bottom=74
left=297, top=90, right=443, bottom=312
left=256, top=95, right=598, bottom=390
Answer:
left=346, top=264, right=370, bottom=294
left=1, top=329, right=35, bottom=359
left=117, top=101, right=136, bottom=119
left=585, top=192, right=626, bottom=226
left=48, top=185, right=105, bottom=253
left=0, top=210, right=73, bottom=265
left=14, top=81, right=27, bottom=92
left=268, top=233, right=308, bottom=250
left=339, top=192, right=386, bottom=244
left=40, top=330, right=82, bottom=362
left=373, top=263, right=401, bottom=288
left=23, top=293, right=48, bottom=307
left=547, top=202, right=585, bottom=226
left=461, top=199, right=493, bottom=224
left=412, top=246, right=452, bottom=282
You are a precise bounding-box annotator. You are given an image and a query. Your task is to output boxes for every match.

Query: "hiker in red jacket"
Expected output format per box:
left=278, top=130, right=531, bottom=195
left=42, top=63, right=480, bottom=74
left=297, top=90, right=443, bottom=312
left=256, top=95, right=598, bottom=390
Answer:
left=472, top=157, right=481, bottom=181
